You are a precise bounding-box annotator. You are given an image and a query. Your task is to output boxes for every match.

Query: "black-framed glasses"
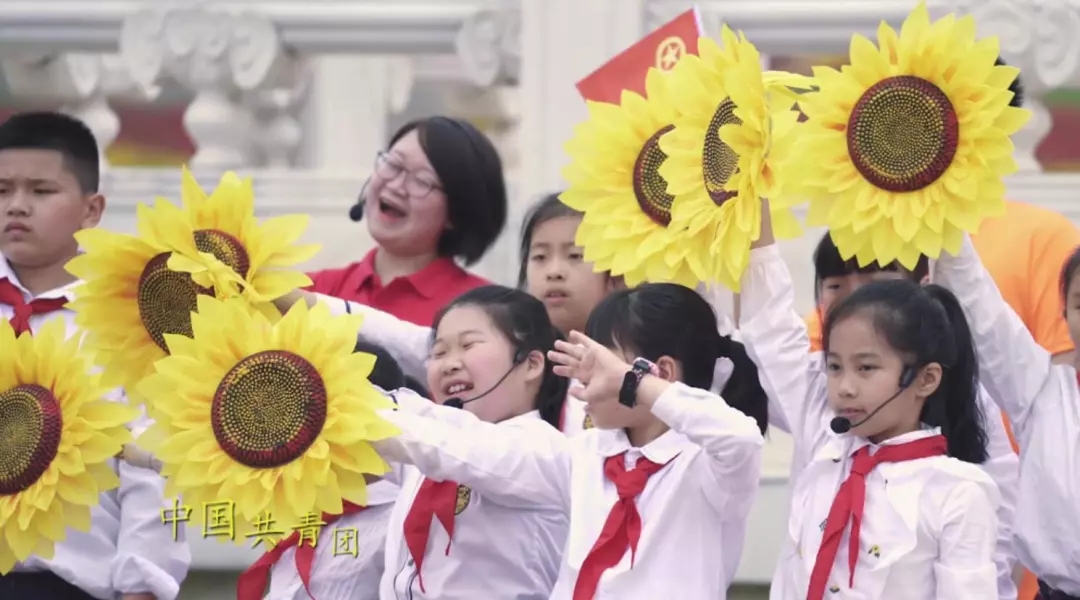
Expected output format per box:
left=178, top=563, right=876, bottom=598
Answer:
left=373, top=151, right=442, bottom=199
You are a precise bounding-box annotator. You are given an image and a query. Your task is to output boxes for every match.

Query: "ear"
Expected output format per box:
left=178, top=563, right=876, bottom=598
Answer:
left=81, top=193, right=105, bottom=228
left=523, top=349, right=546, bottom=383
left=912, top=362, right=943, bottom=398
left=654, top=355, right=681, bottom=383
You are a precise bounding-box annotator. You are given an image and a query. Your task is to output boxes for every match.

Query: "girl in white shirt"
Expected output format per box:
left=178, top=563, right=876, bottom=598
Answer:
left=371, top=282, right=768, bottom=599
left=737, top=231, right=1000, bottom=599
left=376, top=285, right=571, bottom=600
left=935, top=236, right=1080, bottom=599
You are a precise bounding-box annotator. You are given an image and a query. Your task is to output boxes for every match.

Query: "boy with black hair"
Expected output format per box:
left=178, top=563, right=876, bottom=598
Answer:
left=0, top=111, right=189, bottom=600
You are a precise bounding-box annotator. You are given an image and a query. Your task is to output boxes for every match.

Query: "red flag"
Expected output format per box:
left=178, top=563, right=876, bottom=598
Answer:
left=576, top=6, right=706, bottom=104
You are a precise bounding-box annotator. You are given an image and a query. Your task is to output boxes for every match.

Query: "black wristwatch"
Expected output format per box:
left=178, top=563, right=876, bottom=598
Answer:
left=619, top=358, right=659, bottom=408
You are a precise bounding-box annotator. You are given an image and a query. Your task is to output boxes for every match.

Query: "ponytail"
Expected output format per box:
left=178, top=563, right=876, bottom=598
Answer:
left=922, top=285, right=988, bottom=464
left=586, top=283, right=769, bottom=434
left=715, top=335, right=769, bottom=434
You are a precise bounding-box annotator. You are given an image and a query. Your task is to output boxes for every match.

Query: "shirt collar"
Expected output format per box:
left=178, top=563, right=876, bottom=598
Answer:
left=349, top=249, right=467, bottom=300
left=0, top=254, right=80, bottom=302
left=594, top=427, right=691, bottom=465
left=823, top=424, right=943, bottom=462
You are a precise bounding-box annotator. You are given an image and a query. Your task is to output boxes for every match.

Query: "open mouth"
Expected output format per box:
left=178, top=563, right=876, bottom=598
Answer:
left=444, top=382, right=474, bottom=396
left=544, top=290, right=570, bottom=301
left=378, top=198, right=407, bottom=219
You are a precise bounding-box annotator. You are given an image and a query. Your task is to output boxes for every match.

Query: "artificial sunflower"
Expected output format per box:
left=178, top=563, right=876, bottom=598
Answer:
left=0, top=318, right=137, bottom=573
left=786, top=1, right=1030, bottom=268
left=135, top=295, right=398, bottom=541
left=561, top=67, right=700, bottom=287
left=66, top=168, right=320, bottom=403
left=659, top=26, right=805, bottom=291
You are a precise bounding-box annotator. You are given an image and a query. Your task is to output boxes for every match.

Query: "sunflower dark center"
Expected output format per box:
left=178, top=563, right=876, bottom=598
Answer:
left=136, top=253, right=210, bottom=353
left=210, top=350, right=328, bottom=469
left=0, top=384, right=62, bottom=496
left=703, top=98, right=741, bottom=206
left=194, top=229, right=251, bottom=279
left=632, top=125, right=676, bottom=226
left=136, top=230, right=250, bottom=353
left=846, top=75, right=959, bottom=192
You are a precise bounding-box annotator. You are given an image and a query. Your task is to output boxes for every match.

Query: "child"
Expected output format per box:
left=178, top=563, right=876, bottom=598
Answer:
left=782, top=230, right=1019, bottom=598
left=370, top=282, right=769, bottom=598
left=307, top=117, right=506, bottom=327
left=0, top=112, right=189, bottom=599
left=374, top=286, right=571, bottom=599
left=518, top=193, right=619, bottom=336
left=737, top=215, right=999, bottom=599
left=934, top=236, right=1080, bottom=599
left=237, top=342, right=406, bottom=600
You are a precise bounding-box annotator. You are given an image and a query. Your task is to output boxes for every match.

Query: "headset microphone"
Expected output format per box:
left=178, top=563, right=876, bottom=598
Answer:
left=443, top=349, right=528, bottom=410
left=348, top=179, right=371, bottom=222
left=829, top=366, right=917, bottom=434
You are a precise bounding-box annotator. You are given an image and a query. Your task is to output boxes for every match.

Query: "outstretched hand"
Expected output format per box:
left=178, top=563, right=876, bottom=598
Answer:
left=548, top=331, right=631, bottom=404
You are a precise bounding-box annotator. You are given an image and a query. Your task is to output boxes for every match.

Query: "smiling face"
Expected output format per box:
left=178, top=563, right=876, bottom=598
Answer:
left=0, top=148, right=102, bottom=269
left=426, top=304, right=538, bottom=423
left=524, top=215, right=611, bottom=334
left=364, top=129, right=450, bottom=258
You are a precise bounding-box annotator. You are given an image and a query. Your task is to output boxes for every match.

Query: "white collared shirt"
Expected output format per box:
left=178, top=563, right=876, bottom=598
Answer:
left=375, top=382, right=764, bottom=599
left=935, top=236, right=1080, bottom=595
left=375, top=393, right=568, bottom=600
left=736, top=245, right=1001, bottom=600
left=264, top=481, right=398, bottom=600
left=0, top=258, right=190, bottom=599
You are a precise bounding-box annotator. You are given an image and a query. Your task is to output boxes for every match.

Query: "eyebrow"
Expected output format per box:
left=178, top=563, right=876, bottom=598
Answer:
left=387, top=151, right=438, bottom=180
left=825, top=351, right=881, bottom=360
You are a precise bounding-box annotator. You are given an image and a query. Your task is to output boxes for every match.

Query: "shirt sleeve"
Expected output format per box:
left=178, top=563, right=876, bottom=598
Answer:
left=738, top=245, right=832, bottom=468
left=312, top=293, right=430, bottom=383
left=933, top=479, right=1000, bottom=599
left=649, top=382, right=763, bottom=518
left=976, top=387, right=1021, bottom=600
left=373, top=410, right=572, bottom=511
left=933, top=236, right=1061, bottom=441
left=1026, top=217, right=1080, bottom=355
left=111, top=412, right=191, bottom=599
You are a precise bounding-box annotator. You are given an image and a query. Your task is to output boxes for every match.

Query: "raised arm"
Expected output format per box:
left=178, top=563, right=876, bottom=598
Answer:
left=373, top=408, right=572, bottom=512
left=933, top=236, right=1068, bottom=442
left=738, top=244, right=831, bottom=464
left=640, top=378, right=764, bottom=517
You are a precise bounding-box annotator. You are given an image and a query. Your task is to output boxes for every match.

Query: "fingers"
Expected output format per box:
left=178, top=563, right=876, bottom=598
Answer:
left=567, top=330, right=599, bottom=349
left=553, top=339, right=587, bottom=359
left=552, top=365, right=575, bottom=379
left=547, top=349, right=580, bottom=369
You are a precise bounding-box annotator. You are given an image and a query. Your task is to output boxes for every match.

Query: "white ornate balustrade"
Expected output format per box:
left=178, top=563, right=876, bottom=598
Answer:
left=2, top=0, right=1079, bottom=580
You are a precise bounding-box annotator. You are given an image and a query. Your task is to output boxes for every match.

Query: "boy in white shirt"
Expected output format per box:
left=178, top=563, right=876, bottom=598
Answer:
left=0, top=111, right=190, bottom=600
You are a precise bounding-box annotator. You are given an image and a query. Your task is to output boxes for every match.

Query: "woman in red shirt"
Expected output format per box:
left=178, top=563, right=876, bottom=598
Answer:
left=310, top=116, right=506, bottom=326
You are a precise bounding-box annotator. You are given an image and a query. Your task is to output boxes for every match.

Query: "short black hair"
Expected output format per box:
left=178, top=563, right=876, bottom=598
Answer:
left=0, top=111, right=99, bottom=193
left=517, top=192, right=582, bottom=286
left=354, top=341, right=406, bottom=391
left=995, top=56, right=1024, bottom=108
left=388, top=117, right=507, bottom=266
left=812, top=231, right=929, bottom=300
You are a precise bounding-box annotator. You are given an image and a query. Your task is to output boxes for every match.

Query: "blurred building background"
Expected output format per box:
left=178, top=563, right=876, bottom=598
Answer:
left=1, top=1, right=1077, bottom=597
